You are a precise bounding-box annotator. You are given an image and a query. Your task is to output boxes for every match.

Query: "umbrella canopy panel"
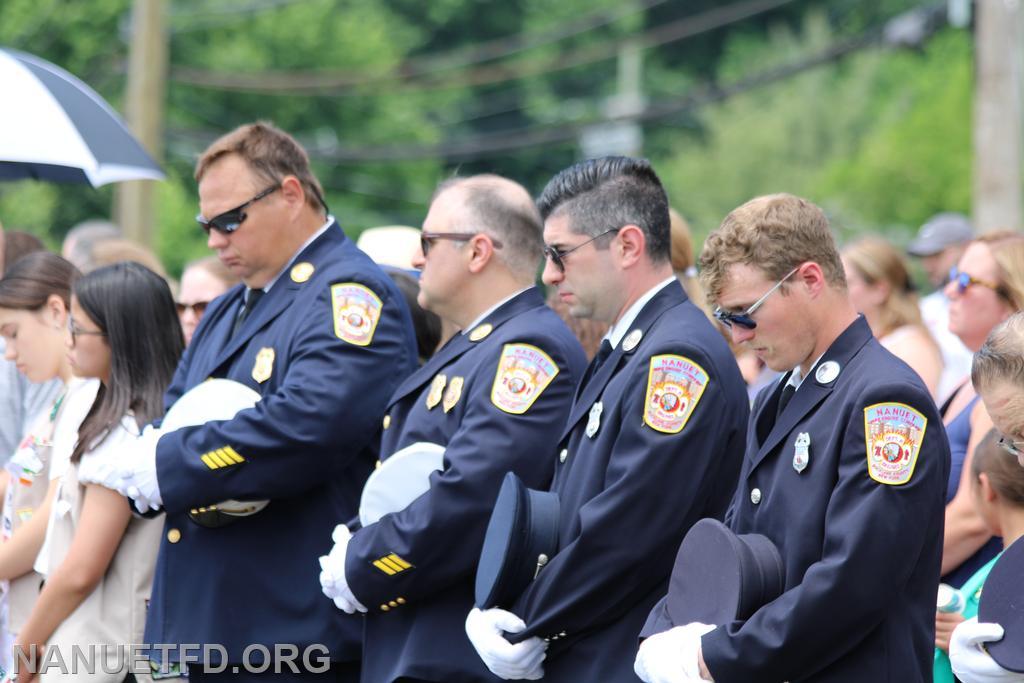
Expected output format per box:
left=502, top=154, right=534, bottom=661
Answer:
left=0, top=47, right=164, bottom=187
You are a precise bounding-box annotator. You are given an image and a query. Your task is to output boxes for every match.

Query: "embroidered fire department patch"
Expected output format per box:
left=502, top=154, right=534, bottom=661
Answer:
left=643, top=355, right=708, bottom=434
left=491, top=344, right=559, bottom=414
left=864, top=402, right=927, bottom=485
left=331, top=283, right=382, bottom=346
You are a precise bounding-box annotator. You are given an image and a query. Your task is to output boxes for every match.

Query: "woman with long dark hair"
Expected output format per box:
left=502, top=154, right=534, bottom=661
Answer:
left=0, top=253, right=96, bottom=673
left=14, top=262, right=183, bottom=683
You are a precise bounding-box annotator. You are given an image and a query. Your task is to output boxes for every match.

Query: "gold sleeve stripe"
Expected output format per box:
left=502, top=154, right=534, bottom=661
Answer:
left=223, top=446, right=246, bottom=463
left=378, top=556, right=405, bottom=573
left=207, top=450, right=229, bottom=468
left=201, top=454, right=218, bottom=470
left=387, top=553, right=412, bottom=569
left=373, top=560, right=397, bottom=575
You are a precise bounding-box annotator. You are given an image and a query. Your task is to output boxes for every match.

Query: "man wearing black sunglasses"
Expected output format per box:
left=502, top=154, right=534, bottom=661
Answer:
left=465, top=157, right=749, bottom=682
left=636, top=193, right=950, bottom=683
left=319, top=174, right=587, bottom=683
left=114, top=122, right=418, bottom=683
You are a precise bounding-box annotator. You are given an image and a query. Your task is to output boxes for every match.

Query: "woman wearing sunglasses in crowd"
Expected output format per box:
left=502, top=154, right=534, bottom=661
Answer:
left=0, top=253, right=99, bottom=674
left=941, top=232, right=1024, bottom=591
left=176, top=255, right=238, bottom=346
left=13, top=262, right=183, bottom=683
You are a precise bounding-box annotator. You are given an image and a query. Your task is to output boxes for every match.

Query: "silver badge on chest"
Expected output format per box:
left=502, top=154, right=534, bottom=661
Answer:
left=793, top=432, right=811, bottom=473
left=586, top=401, right=604, bottom=438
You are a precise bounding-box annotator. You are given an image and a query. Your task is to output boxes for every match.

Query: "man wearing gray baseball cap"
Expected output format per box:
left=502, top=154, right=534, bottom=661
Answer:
left=908, top=212, right=974, bottom=402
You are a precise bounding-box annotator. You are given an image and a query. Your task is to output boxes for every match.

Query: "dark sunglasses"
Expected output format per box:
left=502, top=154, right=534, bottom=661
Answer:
left=948, top=266, right=1009, bottom=299
left=713, top=266, right=799, bottom=330
left=196, top=184, right=281, bottom=235
left=543, top=228, right=620, bottom=273
left=419, top=232, right=503, bottom=256
left=176, top=301, right=211, bottom=317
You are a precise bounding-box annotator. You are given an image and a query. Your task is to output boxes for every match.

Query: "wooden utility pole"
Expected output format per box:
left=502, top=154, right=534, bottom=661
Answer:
left=973, top=0, right=1023, bottom=233
left=114, top=0, right=167, bottom=247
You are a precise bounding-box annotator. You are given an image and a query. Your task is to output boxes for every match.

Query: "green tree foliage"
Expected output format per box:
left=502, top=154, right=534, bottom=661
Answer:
left=0, top=0, right=972, bottom=275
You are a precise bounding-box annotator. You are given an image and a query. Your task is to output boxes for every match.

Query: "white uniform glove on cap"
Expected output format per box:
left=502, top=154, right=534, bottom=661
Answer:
left=634, top=622, right=716, bottom=683
left=318, top=524, right=367, bottom=614
left=951, top=617, right=1024, bottom=683
left=108, top=425, right=163, bottom=512
left=465, top=607, right=547, bottom=680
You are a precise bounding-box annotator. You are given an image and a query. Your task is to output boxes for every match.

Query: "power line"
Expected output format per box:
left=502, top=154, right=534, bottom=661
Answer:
left=169, top=6, right=940, bottom=164
left=169, top=0, right=796, bottom=94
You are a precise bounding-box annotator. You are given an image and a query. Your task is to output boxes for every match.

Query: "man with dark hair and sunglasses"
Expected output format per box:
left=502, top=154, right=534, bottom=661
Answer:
left=635, top=193, right=950, bottom=683
left=111, top=121, right=418, bottom=682
left=464, top=157, right=748, bottom=682
left=318, top=174, right=587, bottom=683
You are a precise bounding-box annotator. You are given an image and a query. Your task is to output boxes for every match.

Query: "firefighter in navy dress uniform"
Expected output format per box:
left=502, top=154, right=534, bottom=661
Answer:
left=634, top=193, right=950, bottom=683
left=113, top=123, right=417, bottom=683
left=464, top=157, right=750, bottom=682
left=318, top=175, right=587, bottom=683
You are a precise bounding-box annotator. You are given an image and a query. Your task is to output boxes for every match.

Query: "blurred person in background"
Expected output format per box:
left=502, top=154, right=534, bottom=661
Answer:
left=0, top=253, right=97, bottom=675
left=177, top=256, right=238, bottom=346
left=0, top=223, right=61, bottom=473
left=13, top=262, right=181, bottom=683
left=2, top=231, right=46, bottom=274
left=908, top=212, right=974, bottom=403
left=60, top=220, right=120, bottom=272
left=933, top=428, right=1024, bottom=683
left=941, top=232, right=1024, bottom=590
left=843, top=237, right=943, bottom=397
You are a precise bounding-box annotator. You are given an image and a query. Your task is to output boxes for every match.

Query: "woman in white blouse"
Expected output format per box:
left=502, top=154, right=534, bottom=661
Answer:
left=14, top=262, right=183, bottom=683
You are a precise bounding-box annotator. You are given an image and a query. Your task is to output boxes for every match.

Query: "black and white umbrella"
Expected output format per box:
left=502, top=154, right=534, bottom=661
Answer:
left=0, top=47, right=164, bottom=187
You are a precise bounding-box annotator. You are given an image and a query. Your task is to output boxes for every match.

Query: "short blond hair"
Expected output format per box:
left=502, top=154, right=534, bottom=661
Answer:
left=842, top=237, right=923, bottom=337
left=973, top=312, right=1024, bottom=395
left=196, top=121, right=326, bottom=215
left=699, top=193, right=845, bottom=305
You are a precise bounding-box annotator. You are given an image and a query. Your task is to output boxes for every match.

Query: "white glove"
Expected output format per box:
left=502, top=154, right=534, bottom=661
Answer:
left=634, top=622, right=716, bottom=683
left=318, top=524, right=367, bottom=614
left=951, top=617, right=1024, bottom=683
left=118, top=425, right=163, bottom=513
left=465, top=607, right=547, bottom=680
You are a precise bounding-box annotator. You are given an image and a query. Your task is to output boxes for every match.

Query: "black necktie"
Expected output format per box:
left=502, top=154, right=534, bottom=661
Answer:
left=232, top=289, right=265, bottom=338
left=777, top=382, right=796, bottom=421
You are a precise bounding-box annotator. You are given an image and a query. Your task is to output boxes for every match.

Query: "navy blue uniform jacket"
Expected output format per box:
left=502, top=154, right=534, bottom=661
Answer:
left=346, top=287, right=587, bottom=683
left=144, top=224, right=417, bottom=665
left=701, top=317, right=950, bottom=682
left=512, top=282, right=749, bottom=682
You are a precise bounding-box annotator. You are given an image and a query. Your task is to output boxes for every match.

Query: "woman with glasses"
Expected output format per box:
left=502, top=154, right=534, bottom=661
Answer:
left=941, top=232, right=1024, bottom=590
left=177, top=255, right=238, bottom=345
left=0, top=253, right=98, bottom=675
left=14, top=262, right=183, bottom=683
left=934, top=428, right=1024, bottom=682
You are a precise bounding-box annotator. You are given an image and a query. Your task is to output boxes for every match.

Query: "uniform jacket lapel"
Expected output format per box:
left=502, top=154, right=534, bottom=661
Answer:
left=386, top=287, right=547, bottom=407
left=750, top=316, right=874, bottom=472
left=561, top=282, right=688, bottom=442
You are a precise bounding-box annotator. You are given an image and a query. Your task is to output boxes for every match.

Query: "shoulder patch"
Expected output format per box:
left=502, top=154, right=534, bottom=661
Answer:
left=643, top=354, right=709, bottom=434
left=491, top=343, right=559, bottom=414
left=331, top=283, right=382, bottom=346
left=864, top=402, right=927, bottom=485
